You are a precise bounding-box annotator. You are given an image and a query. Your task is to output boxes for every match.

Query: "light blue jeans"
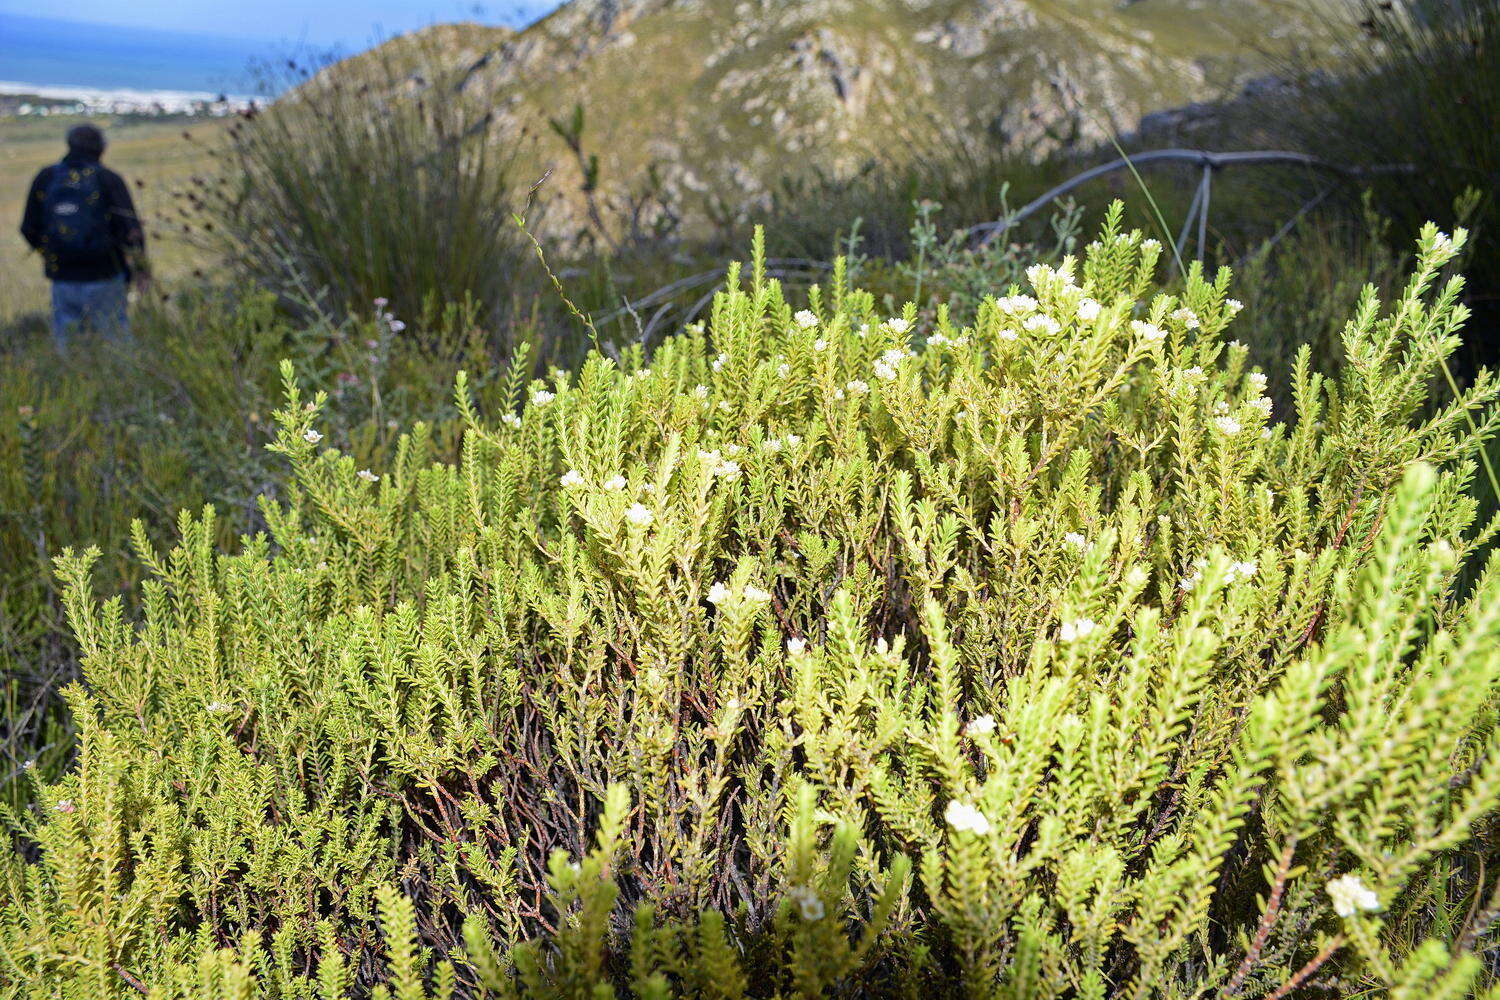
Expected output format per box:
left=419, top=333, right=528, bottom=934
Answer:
left=51, top=276, right=129, bottom=350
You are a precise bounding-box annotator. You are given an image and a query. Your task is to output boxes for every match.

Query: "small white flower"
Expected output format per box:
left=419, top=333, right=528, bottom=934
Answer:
left=857, top=323, right=870, bottom=337
left=763, top=437, right=783, bottom=452
left=693, top=384, right=709, bottom=400
left=1250, top=397, right=1273, bottom=414
left=795, top=309, right=819, bottom=329
left=603, top=475, right=628, bottom=491
left=1230, top=560, right=1259, bottom=581
left=358, top=469, right=379, bottom=483
left=531, top=389, right=556, bottom=406
left=786, top=637, right=807, bottom=656
left=1249, top=372, right=1267, bottom=391
left=1171, top=307, right=1201, bottom=329
left=845, top=379, right=869, bottom=395
left=373, top=297, right=389, bottom=307
left=561, top=469, right=584, bottom=488
left=1430, top=231, right=1456, bottom=257
left=997, top=294, right=1037, bottom=315
left=785, top=434, right=801, bottom=446
left=636, top=368, right=653, bottom=380
left=1059, top=618, right=1098, bottom=643
left=777, top=363, right=792, bottom=378
left=717, top=400, right=731, bottom=411
left=712, top=353, right=728, bottom=372
left=789, top=885, right=825, bottom=921
left=1214, top=416, right=1242, bottom=435
left=1327, top=874, right=1380, bottom=917
left=624, top=503, right=653, bottom=527
left=813, top=338, right=828, bottom=352
left=965, top=714, right=996, bottom=736
left=886, top=317, right=911, bottom=334
left=1261, top=427, right=1273, bottom=440
left=500, top=413, right=522, bottom=428
left=833, top=389, right=846, bottom=400
left=725, top=444, right=743, bottom=456
left=303, top=429, right=323, bottom=444
left=388, top=319, right=406, bottom=333
left=1064, top=532, right=1087, bottom=549
left=874, top=361, right=899, bottom=381
left=715, top=459, right=741, bottom=479
left=206, top=701, right=233, bottom=714
left=1225, top=298, right=1244, bottom=315
left=1131, top=320, right=1166, bottom=342
left=1142, top=238, right=1162, bottom=253
left=707, top=582, right=732, bottom=604
left=54, top=799, right=76, bottom=814
left=881, top=348, right=911, bottom=366
left=998, top=327, right=1019, bottom=341
left=1024, top=314, right=1061, bottom=335
left=945, top=800, right=991, bottom=835
left=742, top=584, right=773, bottom=603
left=927, top=333, right=948, bottom=347
left=1077, top=298, right=1103, bottom=322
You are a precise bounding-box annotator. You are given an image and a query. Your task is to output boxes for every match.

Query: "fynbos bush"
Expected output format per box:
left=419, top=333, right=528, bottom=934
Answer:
left=3, top=213, right=1499, bottom=998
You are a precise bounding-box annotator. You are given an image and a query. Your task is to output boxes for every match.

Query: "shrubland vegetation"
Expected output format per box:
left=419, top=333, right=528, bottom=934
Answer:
left=4, top=215, right=1500, bottom=996
left=3, top=0, right=1500, bottom=995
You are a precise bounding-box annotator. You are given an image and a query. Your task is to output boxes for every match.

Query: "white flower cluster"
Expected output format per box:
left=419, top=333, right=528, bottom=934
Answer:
left=1179, top=556, right=1258, bottom=591
left=787, top=884, right=825, bottom=921
left=1326, top=874, right=1380, bottom=917
left=964, top=714, right=996, bottom=736
left=708, top=581, right=773, bottom=605
left=762, top=433, right=802, bottom=452
left=357, top=469, right=379, bottom=483
left=1060, top=618, right=1098, bottom=643
left=1171, top=307, right=1200, bottom=330
left=373, top=298, right=406, bottom=333
left=996, top=294, right=1038, bottom=316
left=794, top=309, right=819, bottom=329
left=696, top=448, right=741, bottom=480
left=874, top=347, right=914, bottom=382
left=945, top=800, right=991, bottom=835
left=1130, top=320, right=1167, bottom=343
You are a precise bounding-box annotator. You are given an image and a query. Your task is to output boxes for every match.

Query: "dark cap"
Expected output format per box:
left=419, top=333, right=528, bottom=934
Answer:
left=66, top=124, right=106, bottom=158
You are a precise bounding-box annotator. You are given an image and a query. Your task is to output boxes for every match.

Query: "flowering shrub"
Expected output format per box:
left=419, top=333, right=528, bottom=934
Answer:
left=3, top=211, right=1499, bottom=998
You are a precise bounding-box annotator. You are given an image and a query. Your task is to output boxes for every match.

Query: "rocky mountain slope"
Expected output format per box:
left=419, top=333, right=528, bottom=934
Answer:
left=346, top=0, right=1335, bottom=239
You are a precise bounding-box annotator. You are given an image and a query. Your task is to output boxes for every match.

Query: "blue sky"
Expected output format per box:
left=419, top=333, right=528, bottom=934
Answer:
left=0, top=1, right=562, bottom=47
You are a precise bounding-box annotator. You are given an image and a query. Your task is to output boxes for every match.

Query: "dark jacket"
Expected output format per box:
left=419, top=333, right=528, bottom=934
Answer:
left=20, top=153, right=146, bottom=282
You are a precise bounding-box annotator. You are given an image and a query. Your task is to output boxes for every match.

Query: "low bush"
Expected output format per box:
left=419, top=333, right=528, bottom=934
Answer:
left=3, top=214, right=1499, bottom=997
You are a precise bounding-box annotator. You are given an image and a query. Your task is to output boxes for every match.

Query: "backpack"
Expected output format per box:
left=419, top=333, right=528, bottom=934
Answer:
left=41, top=161, right=113, bottom=262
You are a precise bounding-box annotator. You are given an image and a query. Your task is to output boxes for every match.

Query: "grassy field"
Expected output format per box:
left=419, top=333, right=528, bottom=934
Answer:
left=0, top=114, right=218, bottom=328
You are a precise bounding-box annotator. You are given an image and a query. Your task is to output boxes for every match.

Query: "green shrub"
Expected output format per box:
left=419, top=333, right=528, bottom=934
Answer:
left=0, top=291, right=512, bottom=811
left=3, top=214, right=1499, bottom=997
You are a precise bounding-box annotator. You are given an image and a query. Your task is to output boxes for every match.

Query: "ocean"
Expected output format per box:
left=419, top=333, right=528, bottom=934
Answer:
left=0, top=11, right=298, bottom=102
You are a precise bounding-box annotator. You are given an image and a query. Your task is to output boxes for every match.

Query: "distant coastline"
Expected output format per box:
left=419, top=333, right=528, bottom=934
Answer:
left=0, top=80, right=257, bottom=115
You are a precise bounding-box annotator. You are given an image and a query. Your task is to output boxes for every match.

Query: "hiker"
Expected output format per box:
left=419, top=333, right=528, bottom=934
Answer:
left=19, top=124, right=151, bottom=349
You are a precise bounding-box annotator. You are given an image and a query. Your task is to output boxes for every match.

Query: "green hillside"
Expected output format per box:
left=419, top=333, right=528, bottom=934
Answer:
left=339, top=0, right=1337, bottom=237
